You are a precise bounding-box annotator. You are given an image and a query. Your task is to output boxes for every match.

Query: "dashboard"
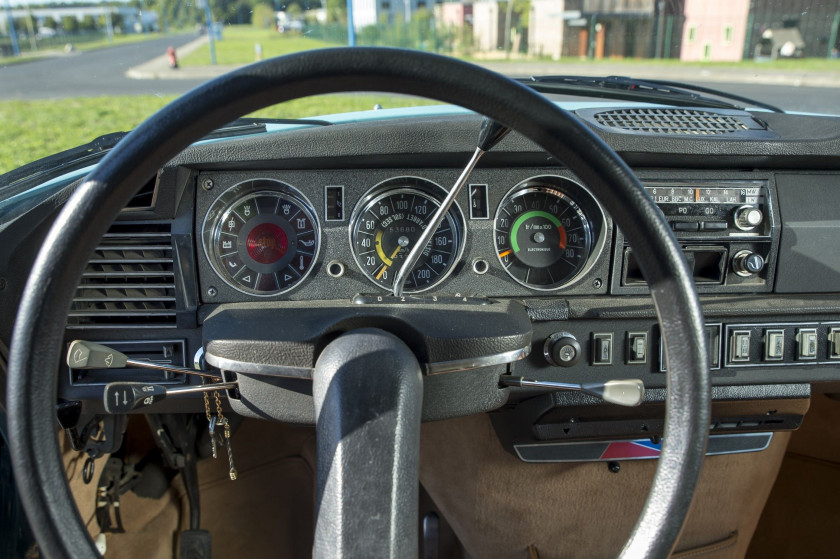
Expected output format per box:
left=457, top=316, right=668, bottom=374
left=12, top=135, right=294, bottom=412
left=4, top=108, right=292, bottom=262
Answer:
left=3, top=104, right=840, bottom=460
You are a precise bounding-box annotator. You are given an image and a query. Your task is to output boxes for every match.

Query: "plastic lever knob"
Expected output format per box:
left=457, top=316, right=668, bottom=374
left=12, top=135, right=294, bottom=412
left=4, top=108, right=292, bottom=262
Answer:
left=477, top=117, right=511, bottom=152
left=66, top=340, right=128, bottom=369
left=582, top=379, right=645, bottom=407
left=103, top=382, right=167, bottom=413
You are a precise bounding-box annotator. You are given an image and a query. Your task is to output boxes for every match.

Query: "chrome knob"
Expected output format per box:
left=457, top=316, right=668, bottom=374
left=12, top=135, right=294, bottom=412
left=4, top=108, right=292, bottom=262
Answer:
left=734, top=206, right=763, bottom=231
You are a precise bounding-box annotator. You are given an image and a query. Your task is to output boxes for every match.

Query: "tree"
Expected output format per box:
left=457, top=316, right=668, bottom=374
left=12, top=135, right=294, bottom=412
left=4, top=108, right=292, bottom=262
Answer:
left=61, top=16, right=79, bottom=34
left=252, top=3, right=275, bottom=29
left=80, top=15, right=98, bottom=32
left=325, top=0, right=346, bottom=25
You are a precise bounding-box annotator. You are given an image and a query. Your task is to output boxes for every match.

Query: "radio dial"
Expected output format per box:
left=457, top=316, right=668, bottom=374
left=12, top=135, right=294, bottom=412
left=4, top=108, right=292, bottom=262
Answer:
left=734, top=206, right=763, bottom=231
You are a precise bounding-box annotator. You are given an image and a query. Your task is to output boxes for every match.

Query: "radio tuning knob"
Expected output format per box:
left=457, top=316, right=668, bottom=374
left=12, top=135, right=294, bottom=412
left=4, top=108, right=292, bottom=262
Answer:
left=733, top=250, right=765, bottom=277
left=734, top=206, right=763, bottom=231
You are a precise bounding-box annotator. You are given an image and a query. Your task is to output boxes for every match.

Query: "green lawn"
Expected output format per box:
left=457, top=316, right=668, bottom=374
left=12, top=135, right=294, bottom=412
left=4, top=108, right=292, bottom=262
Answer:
left=0, top=94, right=437, bottom=174
left=180, top=27, right=339, bottom=67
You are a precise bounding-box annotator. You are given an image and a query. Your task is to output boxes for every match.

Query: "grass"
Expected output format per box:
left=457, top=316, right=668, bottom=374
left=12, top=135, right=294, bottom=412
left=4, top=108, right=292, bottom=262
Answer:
left=180, top=27, right=338, bottom=67
left=0, top=94, right=438, bottom=174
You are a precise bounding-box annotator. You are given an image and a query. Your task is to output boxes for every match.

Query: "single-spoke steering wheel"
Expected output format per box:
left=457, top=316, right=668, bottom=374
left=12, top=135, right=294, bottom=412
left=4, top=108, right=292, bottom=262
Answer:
left=8, top=48, right=709, bottom=558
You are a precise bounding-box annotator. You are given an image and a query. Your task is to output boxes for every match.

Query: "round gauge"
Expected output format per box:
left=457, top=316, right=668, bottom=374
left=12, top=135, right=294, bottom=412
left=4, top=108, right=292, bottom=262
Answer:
left=350, top=178, right=465, bottom=293
left=494, top=180, right=594, bottom=290
left=202, top=179, right=319, bottom=296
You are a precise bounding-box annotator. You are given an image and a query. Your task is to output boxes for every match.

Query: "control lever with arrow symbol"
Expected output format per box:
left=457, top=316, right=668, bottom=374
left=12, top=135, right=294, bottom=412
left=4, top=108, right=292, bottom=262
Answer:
left=103, top=382, right=239, bottom=414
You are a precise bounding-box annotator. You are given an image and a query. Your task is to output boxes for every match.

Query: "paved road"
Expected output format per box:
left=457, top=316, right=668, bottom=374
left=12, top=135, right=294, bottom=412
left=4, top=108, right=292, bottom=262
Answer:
left=0, top=34, right=206, bottom=100
left=1, top=38, right=837, bottom=114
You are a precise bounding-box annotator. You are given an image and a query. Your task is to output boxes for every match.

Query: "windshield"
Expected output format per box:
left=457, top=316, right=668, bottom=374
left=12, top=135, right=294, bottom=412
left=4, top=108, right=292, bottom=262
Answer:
left=2, top=0, right=839, bottom=174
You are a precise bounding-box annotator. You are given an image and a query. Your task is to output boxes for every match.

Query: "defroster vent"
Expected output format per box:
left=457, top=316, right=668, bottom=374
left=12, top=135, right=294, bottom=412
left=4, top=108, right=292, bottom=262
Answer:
left=583, top=108, right=773, bottom=137
left=68, top=222, right=177, bottom=329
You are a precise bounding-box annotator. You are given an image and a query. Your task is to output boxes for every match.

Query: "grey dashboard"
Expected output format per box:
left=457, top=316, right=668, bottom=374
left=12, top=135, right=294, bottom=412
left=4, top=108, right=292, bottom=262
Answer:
left=2, top=105, right=840, bottom=440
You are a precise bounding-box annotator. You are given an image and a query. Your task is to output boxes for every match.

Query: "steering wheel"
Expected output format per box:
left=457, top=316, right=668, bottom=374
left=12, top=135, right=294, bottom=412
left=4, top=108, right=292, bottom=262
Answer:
left=8, top=48, right=709, bottom=558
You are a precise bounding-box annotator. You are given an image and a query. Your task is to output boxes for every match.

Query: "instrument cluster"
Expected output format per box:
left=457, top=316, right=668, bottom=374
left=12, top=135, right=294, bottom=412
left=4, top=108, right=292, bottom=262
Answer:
left=199, top=173, right=607, bottom=298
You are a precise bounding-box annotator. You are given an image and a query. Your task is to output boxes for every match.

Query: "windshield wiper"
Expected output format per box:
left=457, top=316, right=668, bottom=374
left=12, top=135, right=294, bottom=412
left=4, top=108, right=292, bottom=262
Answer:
left=518, top=75, right=784, bottom=113
left=202, top=117, right=332, bottom=140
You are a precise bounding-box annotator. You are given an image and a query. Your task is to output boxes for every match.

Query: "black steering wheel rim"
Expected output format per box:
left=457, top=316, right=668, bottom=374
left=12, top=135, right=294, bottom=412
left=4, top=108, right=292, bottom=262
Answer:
left=8, top=47, right=709, bottom=559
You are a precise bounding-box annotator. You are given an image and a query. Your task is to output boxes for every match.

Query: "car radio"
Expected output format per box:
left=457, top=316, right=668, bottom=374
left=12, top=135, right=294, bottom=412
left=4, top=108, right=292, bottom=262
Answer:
left=610, top=180, right=776, bottom=294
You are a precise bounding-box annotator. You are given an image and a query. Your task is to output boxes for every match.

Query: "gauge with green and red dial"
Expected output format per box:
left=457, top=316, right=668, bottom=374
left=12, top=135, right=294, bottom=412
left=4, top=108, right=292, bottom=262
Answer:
left=494, top=179, right=596, bottom=290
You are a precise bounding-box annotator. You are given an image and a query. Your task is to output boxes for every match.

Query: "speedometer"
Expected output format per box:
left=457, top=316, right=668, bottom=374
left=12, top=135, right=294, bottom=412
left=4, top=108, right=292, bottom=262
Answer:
left=350, top=177, right=465, bottom=292
left=494, top=179, right=595, bottom=290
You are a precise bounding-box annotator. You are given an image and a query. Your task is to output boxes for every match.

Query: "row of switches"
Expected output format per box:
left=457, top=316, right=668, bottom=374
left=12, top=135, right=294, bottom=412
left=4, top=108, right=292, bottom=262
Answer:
left=730, top=326, right=840, bottom=364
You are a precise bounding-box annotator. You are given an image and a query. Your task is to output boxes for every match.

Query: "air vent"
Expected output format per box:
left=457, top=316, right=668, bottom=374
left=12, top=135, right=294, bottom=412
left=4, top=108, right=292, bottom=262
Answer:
left=122, top=175, right=158, bottom=211
left=582, top=108, right=773, bottom=137
left=67, top=222, right=177, bottom=329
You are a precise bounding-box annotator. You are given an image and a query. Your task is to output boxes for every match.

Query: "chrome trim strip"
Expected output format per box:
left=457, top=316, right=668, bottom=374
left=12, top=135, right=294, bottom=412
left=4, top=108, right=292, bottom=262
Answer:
left=424, top=346, right=531, bottom=376
left=204, top=352, right=314, bottom=379
left=205, top=345, right=531, bottom=379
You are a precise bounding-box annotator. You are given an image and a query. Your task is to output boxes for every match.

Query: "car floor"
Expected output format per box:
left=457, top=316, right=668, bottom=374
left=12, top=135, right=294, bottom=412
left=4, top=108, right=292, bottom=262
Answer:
left=62, top=399, right=832, bottom=559
left=746, top=392, right=840, bottom=559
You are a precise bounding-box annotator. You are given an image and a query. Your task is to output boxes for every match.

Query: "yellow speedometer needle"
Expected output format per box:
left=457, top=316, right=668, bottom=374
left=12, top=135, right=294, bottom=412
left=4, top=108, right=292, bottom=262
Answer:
left=390, top=246, right=402, bottom=259
left=376, top=266, right=388, bottom=280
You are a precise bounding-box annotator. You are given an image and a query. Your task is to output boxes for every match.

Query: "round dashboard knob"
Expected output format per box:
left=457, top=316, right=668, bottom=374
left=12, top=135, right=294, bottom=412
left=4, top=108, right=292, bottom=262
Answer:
left=733, top=250, right=765, bottom=277
left=544, top=332, right=582, bottom=367
left=734, top=206, right=763, bottom=231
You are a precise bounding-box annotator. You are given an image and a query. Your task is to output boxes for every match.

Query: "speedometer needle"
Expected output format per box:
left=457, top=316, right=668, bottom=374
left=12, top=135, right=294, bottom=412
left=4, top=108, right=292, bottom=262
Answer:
left=376, top=245, right=403, bottom=280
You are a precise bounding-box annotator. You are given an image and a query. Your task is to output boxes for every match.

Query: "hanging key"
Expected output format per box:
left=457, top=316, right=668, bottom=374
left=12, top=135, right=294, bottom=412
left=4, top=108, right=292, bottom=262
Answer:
left=208, top=415, right=219, bottom=459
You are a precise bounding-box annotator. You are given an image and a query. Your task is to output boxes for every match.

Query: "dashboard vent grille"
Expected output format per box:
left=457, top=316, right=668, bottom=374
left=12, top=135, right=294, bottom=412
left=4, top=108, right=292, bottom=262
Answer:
left=591, top=108, right=763, bottom=135
left=67, top=222, right=177, bottom=329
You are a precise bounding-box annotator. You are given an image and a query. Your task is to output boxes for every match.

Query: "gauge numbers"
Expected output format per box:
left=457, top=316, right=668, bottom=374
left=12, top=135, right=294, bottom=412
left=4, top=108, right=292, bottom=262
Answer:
left=495, top=185, right=593, bottom=290
left=203, top=179, right=319, bottom=296
left=350, top=180, right=464, bottom=292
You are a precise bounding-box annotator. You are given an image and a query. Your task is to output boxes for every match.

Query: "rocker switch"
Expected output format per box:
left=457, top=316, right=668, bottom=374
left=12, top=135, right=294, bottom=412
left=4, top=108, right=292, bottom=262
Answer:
left=592, top=333, right=613, bottom=365
left=830, top=328, right=840, bottom=360
left=730, top=330, right=751, bottom=363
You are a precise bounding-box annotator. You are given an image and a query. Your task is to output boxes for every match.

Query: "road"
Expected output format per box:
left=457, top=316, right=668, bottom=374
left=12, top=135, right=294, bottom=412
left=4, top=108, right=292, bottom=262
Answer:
left=0, top=34, right=206, bottom=100
left=1, top=38, right=837, bottom=114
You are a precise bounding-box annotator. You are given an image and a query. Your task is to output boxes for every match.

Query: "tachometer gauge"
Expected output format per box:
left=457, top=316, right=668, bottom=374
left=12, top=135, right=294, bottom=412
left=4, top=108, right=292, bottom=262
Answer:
left=350, top=177, right=465, bottom=292
left=495, top=179, right=595, bottom=290
left=202, top=179, right=320, bottom=296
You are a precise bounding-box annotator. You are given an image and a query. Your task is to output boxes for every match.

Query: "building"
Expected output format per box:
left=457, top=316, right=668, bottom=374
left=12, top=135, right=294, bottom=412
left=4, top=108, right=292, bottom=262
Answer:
left=745, top=0, right=840, bottom=59
left=680, top=0, right=750, bottom=62
left=471, top=1, right=503, bottom=51
left=529, top=0, right=568, bottom=60
left=436, top=2, right=473, bottom=28
left=351, top=0, right=431, bottom=29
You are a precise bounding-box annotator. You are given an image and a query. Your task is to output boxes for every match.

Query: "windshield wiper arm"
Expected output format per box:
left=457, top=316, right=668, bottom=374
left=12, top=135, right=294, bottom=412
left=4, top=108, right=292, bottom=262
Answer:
left=518, top=75, right=783, bottom=113
left=626, top=77, right=784, bottom=113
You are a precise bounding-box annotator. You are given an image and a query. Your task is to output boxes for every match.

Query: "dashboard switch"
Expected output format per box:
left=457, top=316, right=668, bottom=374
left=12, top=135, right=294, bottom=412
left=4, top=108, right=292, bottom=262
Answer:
left=626, top=332, right=648, bottom=364
left=764, top=330, right=785, bottom=361
left=829, top=328, right=840, bottom=360
left=592, top=333, right=613, bottom=365
left=730, top=330, right=752, bottom=363
left=796, top=328, right=818, bottom=360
